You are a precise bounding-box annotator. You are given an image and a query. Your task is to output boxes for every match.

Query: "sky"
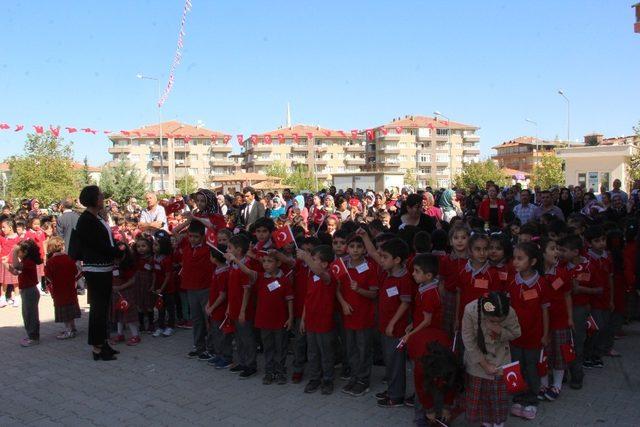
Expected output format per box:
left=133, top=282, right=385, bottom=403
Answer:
left=1, top=0, right=639, bottom=166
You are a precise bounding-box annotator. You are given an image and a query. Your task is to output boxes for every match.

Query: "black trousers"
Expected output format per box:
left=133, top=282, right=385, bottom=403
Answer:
left=85, top=272, right=113, bottom=346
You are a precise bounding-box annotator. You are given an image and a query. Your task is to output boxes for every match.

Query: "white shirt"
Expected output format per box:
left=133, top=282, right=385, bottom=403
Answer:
left=140, top=204, right=168, bottom=231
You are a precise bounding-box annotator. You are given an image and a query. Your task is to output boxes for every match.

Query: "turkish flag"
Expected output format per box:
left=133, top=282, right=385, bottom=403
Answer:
left=165, top=134, right=175, bottom=139
left=442, top=120, right=449, bottom=126
left=132, top=131, right=141, bottom=137
left=163, top=200, right=185, bottom=216
left=395, top=126, right=403, bottom=134
left=34, top=125, right=44, bottom=134
left=250, top=135, right=258, bottom=144
left=223, top=135, right=231, bottom=144
left=366, top=129, right=374, bottom=140
left=82, top=128, right=97, bottom=134
left=305, top=132, right=313, bottom=141
left=560, top=343, right=576, bottom=363
left=120, top=130, right=130, bottom=136
left=237, top=134, right=244, bottom=146
left=103, top=130, right=112, bottom=134
left=183, top=136, right=192, bottom=143
left=205, top=227, right=218, bottom=247
left=502, top=361, right=527, bottom=394
left=49, top=126, right=60, bottom=137
left=277, top=134, right=285, bottom=144
left=322, top=130, right=331, bottom=137
left=264, top=134, right=272, bottom=144
left=14, top=124, right=24, bottom=132
left=292, top=133, right=299, bottom=143
left=338, top=130, right=347, bottom=137
left=272, top=225, right=295, bottom=248
left=427, top=123, right=435, bottom=129
left=536, top=349, right=548, bottom=377
left=586, top=315, right=599, bottom=336
left=144, top=132, right=155, bottom=137
left=0, top=123, right=10, bottom=130
left=380, top=127, right=388, bottom=135
left=330, top=257, right=349, bottom=281
left=351, top=130, right=359, bottom=139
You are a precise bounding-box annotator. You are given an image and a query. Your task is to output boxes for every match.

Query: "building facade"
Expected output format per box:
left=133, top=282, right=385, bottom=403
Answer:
left=108, top=121, right=233, bottom=193
left=491, top=136, right=563, bottom=174
left=366, top=115, right=480, bottom=189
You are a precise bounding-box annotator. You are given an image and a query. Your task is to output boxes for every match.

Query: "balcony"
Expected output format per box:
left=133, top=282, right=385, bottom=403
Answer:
left=345, top=158, right=365, bottom=166
left=151, top=159, right=169, bottom=167
left=209, top=158, right=234, bottom=166
left=108, top=146, right=131, bottom=154
left=291, top=145, right=308, bottom=152
left=313, top=145, right=328, bottom=152
left=174, top=159, right=191, bottom=167
left=210, top=145, right=232, bottom=153
left=345, top=145, right=365, bottom=152
left=463, top=134, right=480, bottom=142
left=417, top=160, right=432, bottom=167
left=463, top=148, right=481, bottom=155
left=312, top=158, right=328, bottom=166
left=381, top=146, right=400, bottom=154
left=171, top=145, right=190, bottom=152
left=249, top=145, right=272, bottom=152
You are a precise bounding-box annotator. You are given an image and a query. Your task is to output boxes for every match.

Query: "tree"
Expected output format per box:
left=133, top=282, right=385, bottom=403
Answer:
left=176, top=175, right=197, bottom=195
left=530, top=154, right=565, bottom=189
left=283, top=164, right=317, bottom=193
left=76, top=156, right=95, bottom=187
left=265, top=162, right=288, bottom=180
left=100, top=160, right=148, bottom=205
left=403, top=169, right=418, bottom=188
left=453, top=160, right=508, bottom=189
left=8, top=131, right=78, bottom=204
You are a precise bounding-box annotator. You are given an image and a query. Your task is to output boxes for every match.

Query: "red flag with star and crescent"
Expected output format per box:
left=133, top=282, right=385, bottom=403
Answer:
left=272, top=225, right=295, bottom=249
left=586, top=314, right=599, bottom=336
left=502, top=361, right=527, bottom=394
left=536, top=348, right=548, bottom=377
left=330, top=257, right=349, bottom=281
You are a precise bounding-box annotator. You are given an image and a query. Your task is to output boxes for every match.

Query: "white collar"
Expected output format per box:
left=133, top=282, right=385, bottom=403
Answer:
left=515, top=271, right=539, bottom=288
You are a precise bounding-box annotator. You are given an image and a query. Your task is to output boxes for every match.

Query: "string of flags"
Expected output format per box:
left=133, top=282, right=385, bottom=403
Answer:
left=158, top=0, right=192, bottom=108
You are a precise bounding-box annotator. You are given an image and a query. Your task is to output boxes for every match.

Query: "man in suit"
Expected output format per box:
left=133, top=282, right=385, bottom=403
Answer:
left=239, top=186, right=265, bottom=229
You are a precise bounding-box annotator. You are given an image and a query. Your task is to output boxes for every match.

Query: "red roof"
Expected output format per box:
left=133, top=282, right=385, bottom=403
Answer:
left=109, top=121, right=227, bottom=138
left=257, top=124, right=351, bottom=139
left=377, top=115, right=478, bottom=130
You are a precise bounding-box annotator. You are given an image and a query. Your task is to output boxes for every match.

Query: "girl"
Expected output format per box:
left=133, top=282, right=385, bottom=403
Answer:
left=45, top=237, right=81, bottom=339
left=505, top=242, right=550, bottom=420
left=539, top=237, right=572, bottom=401
left=325, top=215, right=339, bottom=237
left=3, top=239, right=43, bottom=346
left=135, top=235, right=155, bottom=335
left=26, top=217, right=46, bottom=291
left=0, top=218, right=21, bottom=308
left=488, top=233, right=514, bottom=291
left=439, top=225, right=470, bottom=338
left=152, top=231, right=176, bottom=337
left=462, top=292, right=521, bottom=427
left=111, top=241, right=139, bottom=345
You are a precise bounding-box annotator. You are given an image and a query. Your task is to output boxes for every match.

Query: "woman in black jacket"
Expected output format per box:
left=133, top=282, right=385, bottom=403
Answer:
left=73, top=186, right=117, bottom=360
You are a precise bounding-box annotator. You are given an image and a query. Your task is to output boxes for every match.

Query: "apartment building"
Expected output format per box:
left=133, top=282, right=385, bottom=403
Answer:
left=108, top=121, right=233, bottom=193
left=491, top=136, right=563, bottom=174
left=366, top=115, right=480, bottom=189
left=242, top=124, right=366, bottom=183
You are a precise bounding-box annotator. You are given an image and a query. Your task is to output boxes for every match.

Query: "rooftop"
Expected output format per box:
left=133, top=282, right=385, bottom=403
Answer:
left=109, top=121, right=226, bottom=139
left=378, top=115, right=478, bottom=130
left=254, top=124, right=352, bottom=140
left=492, top=136, right=564, bottom=150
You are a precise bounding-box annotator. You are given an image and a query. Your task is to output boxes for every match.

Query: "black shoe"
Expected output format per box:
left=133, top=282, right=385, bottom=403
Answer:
left=582, top=359, right=594, bottom=369
left=262, top=373, right=274, bottom=385
left=197, top=352, right=214, bottom=362
left=304, top=380, right=321, bottom=393
left=103, top=343, right=120, bottom=355
left=187, top=350, right=200, bottom=359
left=341, top=379, right=357, bottom=395
left=591, top=358, right=604, bottom=368
left=320, top=380, right=334, bottom=395
left=377, top=397, right=404, bottom=408
left=239, top=368, right=257, bottom=379
left=404, top=394, right=415, bottom=407
left=92, top=349, right=117, bottom=361
left=276, top=373, right=287, bottom=385
left=340, top=367, right=351, bottom=381
left=349, top=381, right=369, bottom=397
left=375, top=390, right=389, bottom=400
left=230, top=364, right=245, bottom=373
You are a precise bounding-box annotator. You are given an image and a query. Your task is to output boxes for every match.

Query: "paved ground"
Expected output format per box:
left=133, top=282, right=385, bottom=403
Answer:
left=1, top=294, right=639, bottom=426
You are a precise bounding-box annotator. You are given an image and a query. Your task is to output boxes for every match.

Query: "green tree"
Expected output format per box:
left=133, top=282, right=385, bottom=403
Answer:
left=404, top=169, right=418, bottom=188
left=176, top=175, right=197, bottom=195
left=627, top=122, right=640, bottom=182
left=530, top=155, right=565, bottom=189
left=283, top=164, right=317, bottom=193
left=76, top=156, right=95, bottom=187
left=8, top=131, right=78, bottom=204
left=265, top=162, right=288, bottom=180
left=453, top=160, right=508, bottom=189
left=100, top=160, right=148, bottom=205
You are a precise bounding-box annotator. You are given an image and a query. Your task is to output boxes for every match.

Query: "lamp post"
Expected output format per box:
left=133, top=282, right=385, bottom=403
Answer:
left=557, top=90, right=570, bottom=144
left=434, top=111, right=452, bottom=188
left=137, top=73, right=165, bottom=192
left=525, top=118, right=539, bottom=150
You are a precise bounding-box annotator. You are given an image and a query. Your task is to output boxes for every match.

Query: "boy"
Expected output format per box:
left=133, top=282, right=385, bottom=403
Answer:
left=225, top=234, right=258, bottom=379
left=228, top=250, right=294, bottom=385
left=332, top=229, right=349, bottom=259
left=358, top=229, right=413, bottom=407
left=205, top=245, right=233, bottom=369
left=298, top=245, right=338, bottom=395
left=246, top=217, right=276, bottom=272
left=583, top=226, right=613, bottom=370
left=180, top=221, right=214, bottom=360
left=336, top=235, right=378, bottom=397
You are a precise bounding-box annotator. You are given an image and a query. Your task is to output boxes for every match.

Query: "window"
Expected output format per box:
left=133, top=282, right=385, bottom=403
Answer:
left=129, top=154, right=139, bottom=162
left=419, top=154, right=430, bottom=162
left=600, top=172, right=610, bottom=192
left=189, top=154, right=198, bottom=161
left=577, top=173, right=586, bottom=187
left=587, top=172, right=599, bottom=192
left=436, top=128, right=449, bottom=136
left=436, top=154, right=450, bottom=163
left=189, top=168, right=199, bottom=175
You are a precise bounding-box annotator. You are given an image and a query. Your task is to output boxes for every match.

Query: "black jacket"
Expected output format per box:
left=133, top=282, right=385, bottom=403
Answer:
left=72, top=211, right=115, bottom=271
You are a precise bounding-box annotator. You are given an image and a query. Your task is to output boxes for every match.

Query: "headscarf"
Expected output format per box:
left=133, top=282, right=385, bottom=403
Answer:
left=439, top=189, right=455, bottom=213
left=195, top=188, right=219, bottom=215
left=294, top=195, right=305, bottom=209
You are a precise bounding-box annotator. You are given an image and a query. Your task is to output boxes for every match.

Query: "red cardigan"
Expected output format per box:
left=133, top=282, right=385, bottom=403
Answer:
left=478, top=198, right=507, bottom=228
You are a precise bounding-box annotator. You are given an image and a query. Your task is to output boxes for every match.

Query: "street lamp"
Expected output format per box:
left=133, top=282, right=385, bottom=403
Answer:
left=557, top=90, right=570, bottom=144
left=137, top=73, right=165, bottom=192
left=525, top=118, right=539, bottom=150
left=434, top=111, right=452, bottom=188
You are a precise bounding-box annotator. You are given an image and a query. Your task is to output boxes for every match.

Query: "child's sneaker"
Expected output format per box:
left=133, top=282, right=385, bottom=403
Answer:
left=537, top=387, right=548, bottom=401
left=182, top=321, right=193, bottom=329
left=152, top=328, right=164, bottom=337
left=404, top=394, right=415, bottom=407
left=291, top=372, right=303, bottom=384
left=207, top=356, right=221, bottom=366
left=20, top=338, right=39, bottom=347
left=162, top=327, right=174, bottom=337
left=606, top=349, right=621, bottom=357
left=320, top=380, right=334, bottom=395
left=591, top=357, right=604, bottom=368
left=214, top=358, right=233, bottom=370
left=6, top=298, right=14, bottom=307
left=342, top=379, right=357, bottom=395
left=198, top=351, right=214, bottom=362
left=339, top=367, right=351, bottom=381
left=349, top=381, right=369, bottom=397
left=304, top=380, right=321, bottom=393
left=126, top=336, right=141, bottom=346
left=375, top=390, right=389, bottom=400
left=582, top=359, right=594, bottom=369
left=187, top=350, right=200, bottom=359
left=262, top=373, right=274, bottom=385
left=239, top=367, right=257, bottom=379
left=229, top=364, right=244, bottom=373
left=544, top=386, right=560, bottom=401
left=0, top=297, right=6, bottom=308
left=11, top=298, right=20, bottom=307
left=377, top=397, right=404, bottom=408
left=276, top=373, right=287, bottom=385
left=510, top=403, right=524, bottom=418
left=56, top=330, right=76, bottom=340
left=521, top=405, right=537, bottom=420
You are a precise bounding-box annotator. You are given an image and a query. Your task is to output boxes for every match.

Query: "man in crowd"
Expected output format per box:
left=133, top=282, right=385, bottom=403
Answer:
left=139, top=192, right=168, bottom=232
left=534, top=190, right=565, bottom=221
left=513, top=189, right=537, bottom=224
left=238, top=186, right=265, bottom=229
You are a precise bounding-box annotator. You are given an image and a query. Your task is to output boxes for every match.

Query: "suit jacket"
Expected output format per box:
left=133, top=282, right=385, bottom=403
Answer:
left=240, top=201, right=266, bottom=229
left=57, top=210, right=80, bottom=251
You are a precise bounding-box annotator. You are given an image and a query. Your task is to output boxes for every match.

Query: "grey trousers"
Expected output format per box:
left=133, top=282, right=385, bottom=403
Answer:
left=381, top=334, right=406, bottom=400
left=569, top=304, right=589, bottom=383
left=307, top=331, right=335, bottom=382
left=261, top=329, right=288, bottom=375
left=510, top=345, right=540, bottom=406
left=207, top=319, right=233, bottom=360
left=234, top=319, right=257, bottom=369
left=584, top=309, right=610, bottom=360
left=186, top=289, right=209, bottom=352
left=345, top=328, right=373, bottom=384
left=20, top=287, right=40, bottom=340
left=292, top=318, right=307, bottom=374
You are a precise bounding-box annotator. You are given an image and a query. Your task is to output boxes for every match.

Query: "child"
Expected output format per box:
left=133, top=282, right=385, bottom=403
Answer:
left=152, top=231, right=176, bottom=337
left=26, top=217, right=46, bottom=285
left=461, top=292, right=521, bottom=427
left=488, top=233, right=514, bottom=290
left=247, top=217, right=276, bottom=271
left=336, top=235, right=378, bottom=397
left=135, top=235, right=155, bottom=336
left=298, top=245, right=338, bottom=395
left=3, top=239, right=43, bottom=346
left=506, top=242, right=550, bottom=420
left=0, top=218, right=21, bottom=308
left=332, top=229, right=349, bottom=259
left=440, top=225, right=470, bottom=338
left=226, top=234, right=258, bottom=378
left=205, top=245, right=233, bottom=369
left=181, top=221, right=214, bottom=359
left=405, top=254, right=452, bottom=425
left=44, top=237, right=80, bottom=339
left=229, top=250, right=294, bottom=385
left=216, top=228, right=233, bottom=247
left=539, top=237, right=572, bottom=401
left=583, top=226, right=613, bottom=369
left=111, top=242, right=140, bottom=345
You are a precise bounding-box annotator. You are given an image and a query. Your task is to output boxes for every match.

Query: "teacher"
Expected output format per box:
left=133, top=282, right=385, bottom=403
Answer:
left=73, top=185, right=117, bottom=361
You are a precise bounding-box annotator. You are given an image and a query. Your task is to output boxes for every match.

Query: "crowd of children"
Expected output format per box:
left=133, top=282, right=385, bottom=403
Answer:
left=3, top=185, right=639, bottom=427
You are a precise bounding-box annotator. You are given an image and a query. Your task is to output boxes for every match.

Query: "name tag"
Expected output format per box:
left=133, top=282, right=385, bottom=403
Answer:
left=577, top=272, right=590, bottom=282
left=267, top=281, right=281, bottom=292
left=154, top=264, right=162, bottom=270
left=386, top=286, right=399, bottom=297
left=144, top=264, right=152, bottom=271
left=523, top=288, right=538, bottom=301
left=355, top=263, right=369, bottom=274
left=498, top=271, right=508, bottom=281
left=551, top=278, right=564, bottom=290
left=112, top=269, right=120, bottom=277
left=474, top=278, right=489, bottom=289
left=313, top=275, right=320, bottom=282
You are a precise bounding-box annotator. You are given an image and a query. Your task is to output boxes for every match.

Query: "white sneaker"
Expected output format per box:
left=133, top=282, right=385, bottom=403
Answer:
left=11, top=298, right=20, bottom=308
left=0, top=297, right=6, bottom=308
left=162, top=327, right=174, bottom=337
left=152, top=328, right=163, bottom=337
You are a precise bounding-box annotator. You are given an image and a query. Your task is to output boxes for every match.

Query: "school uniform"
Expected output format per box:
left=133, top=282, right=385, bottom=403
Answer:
left=543, top=264, right=573, bottom=371
left=488, top=261, right=514, bottom=292
left=154, top=254, right=176, bottom=329
left=111, top=267, right=138, bottom=325
left=506, top=272, right=550, bottom=407
left=457, top=261, right=502, bottom=322
left=254, top=270, right=293, bottom=376
left=378, top=267, right=413, bottom=401
left=45, top=253, right=81, bottom=323
left=0, top=234, right=20, bottom=286
left=304, top=272, right=338, bottom=383
left=227, top=257, right=257, bottom=370
left=565, top=257, right=592, bottom=384
left=292, top=259, right=310, bottom=375
left=135, top=256, right=154, bottom=313
left=18, top=259, right=40, bottom=340
left=438, top=253, right=468, bottom=337
left=584, top=249, right=612, bottom=361
left=206, top=265, right=232, bottom=361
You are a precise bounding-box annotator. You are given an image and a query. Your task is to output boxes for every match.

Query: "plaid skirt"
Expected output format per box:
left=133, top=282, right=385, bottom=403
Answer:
left=0, top=263, right=18, bottom=285
left=111, top=286, right=139, bottom=324
left=465, top=374, right=509, bottom=424
left=548, top=328, right=572, bottom=370
left=135, top=271, right=154, bottom=312
left=54, top=302, right=81, bottom=323
left=442, top=289, right=457, bottom=338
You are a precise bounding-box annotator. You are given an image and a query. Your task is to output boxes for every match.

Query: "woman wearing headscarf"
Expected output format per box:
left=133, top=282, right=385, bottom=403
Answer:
left=174, top=189, right=226, bottom=237
left=422, top=192, right=442, bottom=222
left=606, top=194, right=629, bottom=223
left=269, top=196, right=286, bottom=219
left=557, top=187, right=574, bottom=220
left=439, top=189, right=458, bottom=223
left=288, top=194, right=309, bottom=224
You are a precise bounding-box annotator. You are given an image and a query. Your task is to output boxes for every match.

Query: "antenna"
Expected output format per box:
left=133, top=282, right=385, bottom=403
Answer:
left=286, top=102, right=292, bottom=128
